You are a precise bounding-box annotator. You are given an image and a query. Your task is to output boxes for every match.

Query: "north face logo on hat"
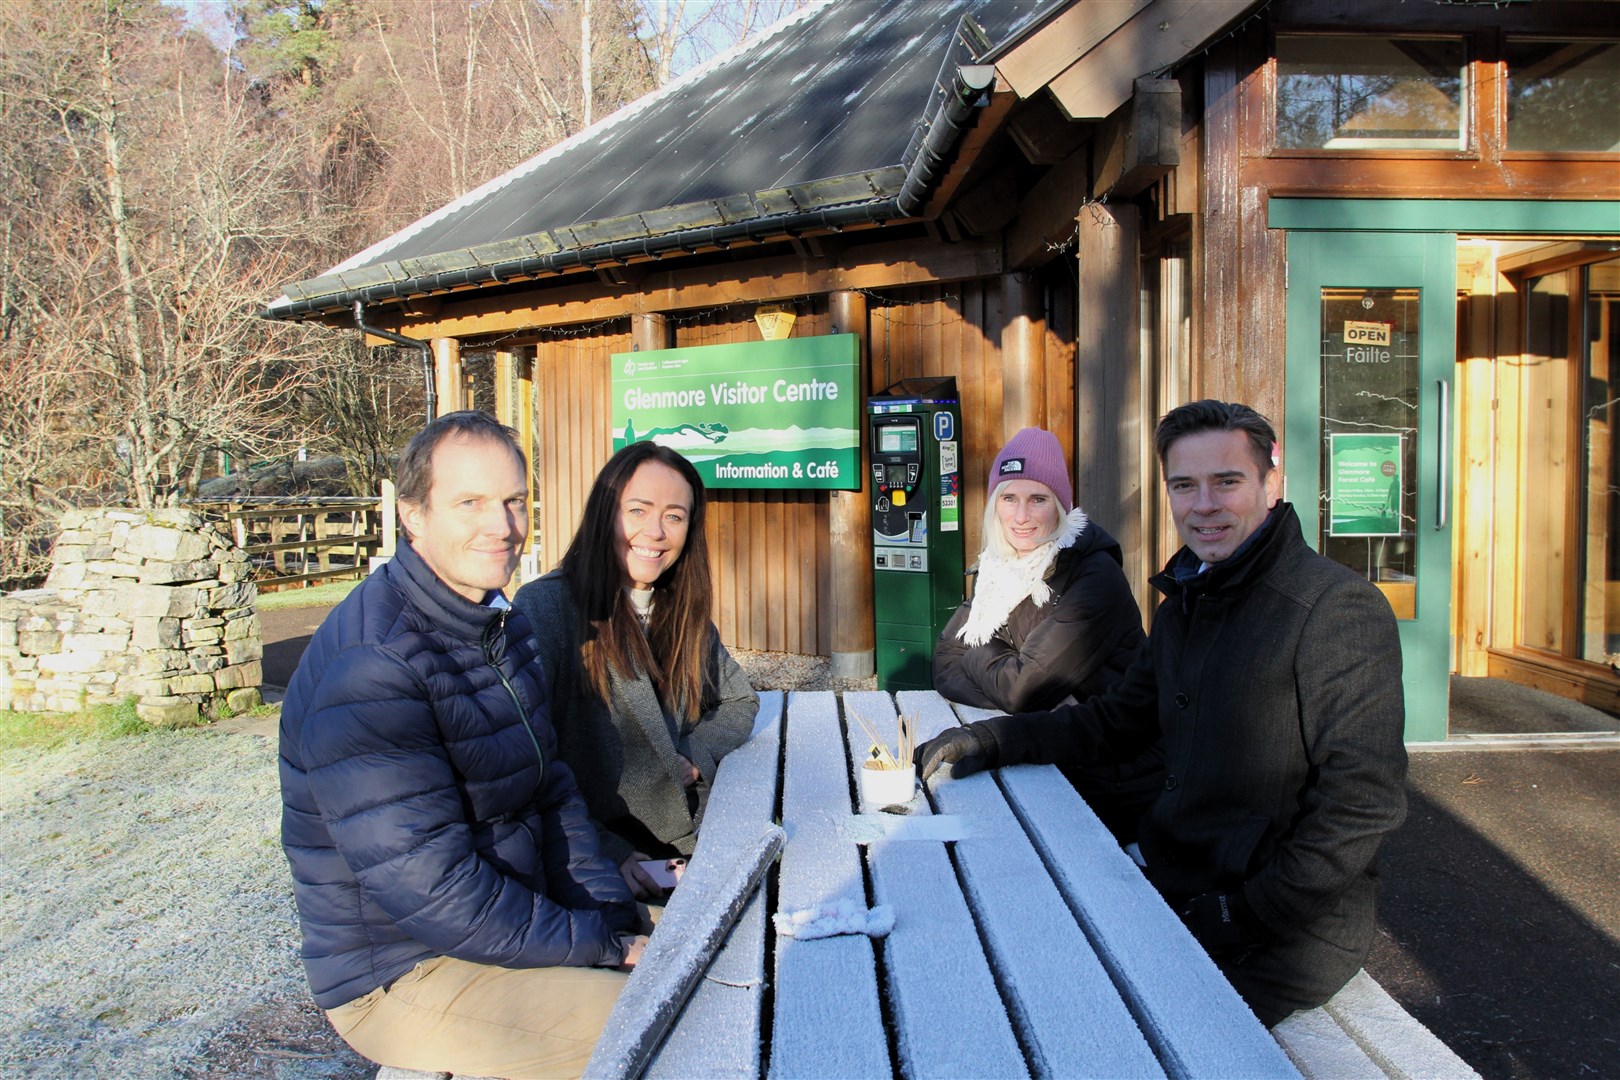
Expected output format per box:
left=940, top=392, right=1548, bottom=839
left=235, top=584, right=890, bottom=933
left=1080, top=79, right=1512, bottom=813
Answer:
left=999, top=458, right=1025, bottom=475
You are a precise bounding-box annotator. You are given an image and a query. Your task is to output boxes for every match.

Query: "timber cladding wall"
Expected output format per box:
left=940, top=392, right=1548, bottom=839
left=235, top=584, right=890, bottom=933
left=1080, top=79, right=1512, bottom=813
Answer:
left=528, top=275, right=1077, bottom=656
left=533, top=326, right=628, bottom=579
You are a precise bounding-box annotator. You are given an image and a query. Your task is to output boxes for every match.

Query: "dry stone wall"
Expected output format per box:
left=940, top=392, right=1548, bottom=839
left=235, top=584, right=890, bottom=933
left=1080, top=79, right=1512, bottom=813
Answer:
left=0, top=509, right=263, bottom=726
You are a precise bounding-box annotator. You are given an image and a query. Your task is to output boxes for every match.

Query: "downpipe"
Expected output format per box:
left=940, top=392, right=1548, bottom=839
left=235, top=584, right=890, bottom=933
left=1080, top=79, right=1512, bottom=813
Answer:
left=353, top=301, right=437, bottom=424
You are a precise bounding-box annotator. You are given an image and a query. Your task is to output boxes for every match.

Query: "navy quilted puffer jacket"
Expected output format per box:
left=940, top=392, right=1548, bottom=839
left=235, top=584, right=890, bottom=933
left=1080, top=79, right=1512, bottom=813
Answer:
left=279, top=538, right=637, bottom=1010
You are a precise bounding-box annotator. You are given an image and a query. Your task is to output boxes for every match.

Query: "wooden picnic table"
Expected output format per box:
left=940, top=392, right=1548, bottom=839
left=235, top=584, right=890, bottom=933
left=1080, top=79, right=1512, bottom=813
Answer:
left=587, top=689, right=1300, bottom=1080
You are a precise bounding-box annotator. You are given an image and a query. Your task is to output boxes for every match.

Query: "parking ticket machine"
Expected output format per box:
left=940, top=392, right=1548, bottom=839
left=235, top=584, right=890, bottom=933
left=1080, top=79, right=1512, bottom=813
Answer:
left=868, top=377, right=964, bottom=691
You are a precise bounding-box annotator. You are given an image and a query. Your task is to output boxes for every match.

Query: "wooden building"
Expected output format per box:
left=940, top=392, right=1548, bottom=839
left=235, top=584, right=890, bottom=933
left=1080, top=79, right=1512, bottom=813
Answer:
left=267, top=0, right=1620, bottom=737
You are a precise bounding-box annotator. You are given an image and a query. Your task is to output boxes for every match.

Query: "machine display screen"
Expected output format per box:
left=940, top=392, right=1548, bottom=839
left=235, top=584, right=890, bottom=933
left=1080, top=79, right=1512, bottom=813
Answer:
left=878, top=425, right=917, bottom=454
left=885, top=464, right=909, bottom=486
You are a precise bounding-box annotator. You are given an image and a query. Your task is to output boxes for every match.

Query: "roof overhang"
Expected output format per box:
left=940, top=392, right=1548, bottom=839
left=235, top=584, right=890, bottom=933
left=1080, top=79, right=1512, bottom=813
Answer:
left=264, top=12, right=1004, bottom=325
left=272, top=169, right=909, bottom=319
left=264, top=0, right=1261, bottom=326
left=993, top=0, right=1266, bottom=120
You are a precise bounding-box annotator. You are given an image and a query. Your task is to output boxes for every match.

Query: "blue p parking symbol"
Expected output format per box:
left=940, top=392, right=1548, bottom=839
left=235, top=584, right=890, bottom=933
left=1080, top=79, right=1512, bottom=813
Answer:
left=933, top=412, right=954, bottom=441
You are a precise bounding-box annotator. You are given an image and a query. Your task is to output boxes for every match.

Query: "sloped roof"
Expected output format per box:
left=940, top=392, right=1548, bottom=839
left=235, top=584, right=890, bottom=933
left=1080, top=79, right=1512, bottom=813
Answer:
left=268, top=0, right=1056, bottom=320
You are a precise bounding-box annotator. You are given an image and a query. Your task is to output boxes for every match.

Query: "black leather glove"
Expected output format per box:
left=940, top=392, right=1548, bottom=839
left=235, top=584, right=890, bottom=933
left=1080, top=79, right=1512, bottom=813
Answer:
left=913, top=723, right=998, bottom=782
left=1179, top=890, right=1265, bottom=954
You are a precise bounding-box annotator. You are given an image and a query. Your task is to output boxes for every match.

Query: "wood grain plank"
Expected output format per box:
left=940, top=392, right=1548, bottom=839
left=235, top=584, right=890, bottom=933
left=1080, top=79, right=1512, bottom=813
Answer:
left=839, top=691, right=1028, bottom=1079
left=771, top=692, right=890, bottom=1077
left=646, top=694, right=785, bottom=1079
left=900, top=692, right=1164, bottom=1078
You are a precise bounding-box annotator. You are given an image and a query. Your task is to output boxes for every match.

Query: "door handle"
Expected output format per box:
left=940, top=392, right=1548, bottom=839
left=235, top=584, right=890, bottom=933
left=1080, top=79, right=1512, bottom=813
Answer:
left=1435, top=379, right=1449, bottom=531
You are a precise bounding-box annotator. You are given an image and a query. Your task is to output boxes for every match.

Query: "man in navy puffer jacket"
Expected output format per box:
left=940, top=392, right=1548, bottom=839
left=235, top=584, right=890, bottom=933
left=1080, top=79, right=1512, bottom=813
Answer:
left=280, top=412, right=644, bottom=1078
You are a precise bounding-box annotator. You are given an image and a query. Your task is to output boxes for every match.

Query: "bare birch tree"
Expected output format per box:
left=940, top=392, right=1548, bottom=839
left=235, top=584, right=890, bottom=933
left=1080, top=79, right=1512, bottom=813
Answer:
left=0, top=0, right=809, bottom=585
left=0, top=1, right=317, bottom=513
left=637, top=0, right=808, bottom=87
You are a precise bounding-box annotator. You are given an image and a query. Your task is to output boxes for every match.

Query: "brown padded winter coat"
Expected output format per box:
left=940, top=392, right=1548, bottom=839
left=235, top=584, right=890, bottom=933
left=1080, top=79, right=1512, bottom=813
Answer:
left=932, top=520, right=1163, bottom=837
left=932, top=520, right=1145, bottom=713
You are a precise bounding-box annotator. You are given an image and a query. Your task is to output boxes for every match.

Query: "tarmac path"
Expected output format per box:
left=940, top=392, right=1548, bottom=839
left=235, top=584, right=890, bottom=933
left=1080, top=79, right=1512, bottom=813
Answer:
left=1370, top=748, right=1620, bottom=1080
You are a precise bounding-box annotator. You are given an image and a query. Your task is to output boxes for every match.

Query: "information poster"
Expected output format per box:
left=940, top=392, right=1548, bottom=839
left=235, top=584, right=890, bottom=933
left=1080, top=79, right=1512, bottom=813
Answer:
left=612, top=334, right=860, bottom=490
left=1329, top=433, right=1403, bottom=537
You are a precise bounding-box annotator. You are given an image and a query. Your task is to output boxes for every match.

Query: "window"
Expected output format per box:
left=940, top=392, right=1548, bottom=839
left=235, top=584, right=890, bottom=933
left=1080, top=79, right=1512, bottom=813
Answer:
left=1506, top=39, right=1620, bottom=152
left=1275, top=34, right=1467, bottom=151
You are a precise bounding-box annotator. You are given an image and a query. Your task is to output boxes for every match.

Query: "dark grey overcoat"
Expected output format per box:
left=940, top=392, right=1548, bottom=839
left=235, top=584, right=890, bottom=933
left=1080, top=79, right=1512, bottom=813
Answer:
left=983, top=503, right=1408, bottom=1021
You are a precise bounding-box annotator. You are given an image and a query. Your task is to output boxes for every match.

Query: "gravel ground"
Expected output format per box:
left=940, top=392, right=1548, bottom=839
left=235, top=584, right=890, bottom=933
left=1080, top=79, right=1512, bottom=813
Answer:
left=0, top=651, right=854, bottom=1078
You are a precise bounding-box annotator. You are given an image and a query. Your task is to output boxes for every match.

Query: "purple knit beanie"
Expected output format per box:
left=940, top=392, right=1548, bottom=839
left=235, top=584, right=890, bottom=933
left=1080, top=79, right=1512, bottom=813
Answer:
left=988, top=428, right=1073, bottom=512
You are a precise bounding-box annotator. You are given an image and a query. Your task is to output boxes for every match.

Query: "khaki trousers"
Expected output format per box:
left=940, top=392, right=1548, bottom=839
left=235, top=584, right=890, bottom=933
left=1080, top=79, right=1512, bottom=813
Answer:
left=326, top=956, right=628, bottom=1080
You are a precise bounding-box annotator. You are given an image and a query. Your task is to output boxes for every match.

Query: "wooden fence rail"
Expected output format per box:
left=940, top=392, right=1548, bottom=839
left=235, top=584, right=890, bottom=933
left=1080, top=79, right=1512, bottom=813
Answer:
left=186, top=497, right=384, bottom=590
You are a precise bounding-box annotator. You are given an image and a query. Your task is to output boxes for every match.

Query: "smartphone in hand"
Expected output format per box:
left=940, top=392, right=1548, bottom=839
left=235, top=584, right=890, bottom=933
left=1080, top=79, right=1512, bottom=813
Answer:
left=637, top=858, right=686, bottom=890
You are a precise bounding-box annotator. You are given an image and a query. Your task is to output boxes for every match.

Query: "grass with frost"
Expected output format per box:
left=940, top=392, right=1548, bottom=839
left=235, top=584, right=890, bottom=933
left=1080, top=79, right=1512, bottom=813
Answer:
left=0, top=698, right=148, bottom=752
left=255, top=578, right=360, bottom=611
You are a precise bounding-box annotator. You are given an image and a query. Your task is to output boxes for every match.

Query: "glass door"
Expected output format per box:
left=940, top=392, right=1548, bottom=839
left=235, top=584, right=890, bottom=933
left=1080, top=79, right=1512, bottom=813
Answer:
left=1518, top=255, right=1620, bottom=666
left=1286, top=231, right=1457, bottom=741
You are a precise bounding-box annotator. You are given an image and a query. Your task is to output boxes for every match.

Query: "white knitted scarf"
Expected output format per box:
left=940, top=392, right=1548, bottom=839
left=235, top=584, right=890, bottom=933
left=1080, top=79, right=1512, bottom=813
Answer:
left=958, top=506, right=1088, bottom=647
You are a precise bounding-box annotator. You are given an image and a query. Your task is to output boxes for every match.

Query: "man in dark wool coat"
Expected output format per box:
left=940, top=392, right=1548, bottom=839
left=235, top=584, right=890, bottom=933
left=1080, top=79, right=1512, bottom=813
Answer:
left=917, top=400, right=1407, bottom=1026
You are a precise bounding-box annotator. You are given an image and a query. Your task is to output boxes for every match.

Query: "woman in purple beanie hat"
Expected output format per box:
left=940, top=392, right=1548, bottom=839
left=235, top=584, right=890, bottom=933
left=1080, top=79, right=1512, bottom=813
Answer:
left=933, top=427, right=1163, bottom=841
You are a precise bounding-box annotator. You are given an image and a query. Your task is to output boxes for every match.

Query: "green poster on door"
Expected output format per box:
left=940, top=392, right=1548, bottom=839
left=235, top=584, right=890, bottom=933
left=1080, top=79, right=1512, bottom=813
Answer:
left=1329, top=433, right=1403, bottom=537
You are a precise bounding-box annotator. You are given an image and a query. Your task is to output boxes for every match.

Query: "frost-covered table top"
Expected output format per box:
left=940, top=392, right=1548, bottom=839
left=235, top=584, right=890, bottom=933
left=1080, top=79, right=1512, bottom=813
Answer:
left=587, top=690, right=1301, bottom=1080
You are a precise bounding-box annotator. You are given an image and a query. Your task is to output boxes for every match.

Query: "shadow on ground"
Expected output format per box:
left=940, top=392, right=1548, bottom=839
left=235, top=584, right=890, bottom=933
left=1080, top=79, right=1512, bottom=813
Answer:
left=1449, top=676, right=1620, bottom=737
left=1369, top=750, right=1620, bottom=1080
left=180, top=995, right=371, bottom=1080
left=263, top=633, right=313, bottom=691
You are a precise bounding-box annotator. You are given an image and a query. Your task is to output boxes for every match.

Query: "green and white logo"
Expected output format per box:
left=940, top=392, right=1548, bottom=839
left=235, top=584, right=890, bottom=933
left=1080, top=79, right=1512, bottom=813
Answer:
left=612, top=335, right=860, bottom=490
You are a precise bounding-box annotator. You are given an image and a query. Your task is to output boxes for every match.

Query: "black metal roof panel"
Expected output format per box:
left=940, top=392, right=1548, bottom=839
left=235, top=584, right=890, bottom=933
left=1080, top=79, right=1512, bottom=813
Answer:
left=272, top=0, right=1051, bottom=314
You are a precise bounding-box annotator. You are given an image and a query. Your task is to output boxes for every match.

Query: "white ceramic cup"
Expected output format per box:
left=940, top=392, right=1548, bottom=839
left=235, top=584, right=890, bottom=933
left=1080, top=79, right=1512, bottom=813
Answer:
left=859, top=761, right=917, bottom=810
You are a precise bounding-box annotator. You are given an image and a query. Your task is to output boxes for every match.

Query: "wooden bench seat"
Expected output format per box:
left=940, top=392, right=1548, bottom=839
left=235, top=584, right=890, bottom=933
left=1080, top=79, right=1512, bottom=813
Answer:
left=1274, top=971, right=1481, bottom=1079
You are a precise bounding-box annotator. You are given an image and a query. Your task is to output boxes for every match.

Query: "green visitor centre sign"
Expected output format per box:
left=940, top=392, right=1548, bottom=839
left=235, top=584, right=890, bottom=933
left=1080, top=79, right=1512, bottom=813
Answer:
left=612, top=335, right=861, bottom=490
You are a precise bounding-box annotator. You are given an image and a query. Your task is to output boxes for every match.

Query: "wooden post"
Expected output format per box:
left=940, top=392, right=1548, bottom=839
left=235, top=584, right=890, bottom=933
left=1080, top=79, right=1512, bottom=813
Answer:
left=517, top=349, right=537, bottom=565
left=314, top=513, right=330, bottom=573
left=1455, top=249, right=1498, bottom=677
left=433, top=337, right=463, bottom=413
left=829, top=290, right=874, bottom=678
left=494, top=348, right=515, bottom=427
left=1001, top=270, right=1047, bottom=434
left=1199, top=39, right=1240, bottom=403
left=1076, top=203, right=1148, bottom=605
left=380, top=479, right=397, bottom=559
left=632, top=312, right=670, bottom=354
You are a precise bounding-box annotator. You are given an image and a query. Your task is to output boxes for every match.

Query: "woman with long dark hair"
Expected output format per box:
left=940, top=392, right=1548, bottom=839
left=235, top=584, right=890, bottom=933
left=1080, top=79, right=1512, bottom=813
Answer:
left=514, top=442, right=758, bottom=899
